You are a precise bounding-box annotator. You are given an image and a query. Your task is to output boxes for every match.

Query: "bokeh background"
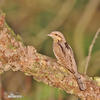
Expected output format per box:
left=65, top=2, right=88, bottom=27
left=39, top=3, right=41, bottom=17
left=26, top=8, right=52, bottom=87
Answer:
left=0, top=0, right=100, bottom=100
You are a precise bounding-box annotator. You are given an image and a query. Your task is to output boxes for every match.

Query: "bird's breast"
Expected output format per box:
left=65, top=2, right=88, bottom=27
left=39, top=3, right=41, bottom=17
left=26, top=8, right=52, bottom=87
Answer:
left=53, top=42, right=65, bottom=62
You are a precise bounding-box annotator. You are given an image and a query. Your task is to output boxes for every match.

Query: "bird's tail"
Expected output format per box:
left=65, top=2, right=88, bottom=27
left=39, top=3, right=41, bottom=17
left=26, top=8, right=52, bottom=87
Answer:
left=74, top=73, right=86, bottom=91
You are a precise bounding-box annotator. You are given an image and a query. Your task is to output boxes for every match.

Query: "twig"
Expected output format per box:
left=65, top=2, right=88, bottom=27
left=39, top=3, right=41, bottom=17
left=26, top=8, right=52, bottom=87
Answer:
left=84, top=28, right=100, bottom=74
left=73, top=0, right=100, bottom=68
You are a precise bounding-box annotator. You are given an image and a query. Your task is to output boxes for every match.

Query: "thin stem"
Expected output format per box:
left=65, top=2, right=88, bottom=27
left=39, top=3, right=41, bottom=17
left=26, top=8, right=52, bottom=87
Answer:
left=84, top=28, right=100, bottom=74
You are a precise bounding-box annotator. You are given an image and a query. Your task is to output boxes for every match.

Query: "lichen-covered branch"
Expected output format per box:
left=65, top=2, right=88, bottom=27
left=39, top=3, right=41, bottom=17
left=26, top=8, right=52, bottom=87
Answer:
left=0, top=13, right=100, bottom=100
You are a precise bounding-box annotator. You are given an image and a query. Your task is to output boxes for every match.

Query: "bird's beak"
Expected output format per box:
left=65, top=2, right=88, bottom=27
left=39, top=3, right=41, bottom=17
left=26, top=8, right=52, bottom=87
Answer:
left=48, top=34, right=52, bottom=37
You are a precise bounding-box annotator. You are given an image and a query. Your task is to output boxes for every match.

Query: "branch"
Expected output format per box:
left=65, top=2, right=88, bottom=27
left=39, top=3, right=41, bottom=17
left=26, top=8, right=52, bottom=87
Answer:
left=0, top=13, right=100, bottom=100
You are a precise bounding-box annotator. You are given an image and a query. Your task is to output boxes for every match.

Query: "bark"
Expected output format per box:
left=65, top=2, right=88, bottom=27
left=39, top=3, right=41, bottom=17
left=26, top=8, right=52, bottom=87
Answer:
left=0, top=12, right=100, bottom=100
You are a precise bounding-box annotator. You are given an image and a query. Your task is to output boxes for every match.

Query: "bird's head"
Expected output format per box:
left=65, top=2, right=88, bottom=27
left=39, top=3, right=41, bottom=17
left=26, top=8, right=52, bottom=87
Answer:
left=48, top=31, right=66, bottom=42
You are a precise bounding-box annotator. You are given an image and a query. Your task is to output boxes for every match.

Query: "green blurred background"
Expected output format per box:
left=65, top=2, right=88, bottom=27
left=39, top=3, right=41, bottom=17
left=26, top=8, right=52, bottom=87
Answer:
left=0, top=0, right=100, bottom=100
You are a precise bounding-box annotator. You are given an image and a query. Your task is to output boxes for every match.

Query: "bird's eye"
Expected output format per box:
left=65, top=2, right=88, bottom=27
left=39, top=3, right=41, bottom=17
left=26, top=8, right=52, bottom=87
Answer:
left=55, top=34, right=58, bottom=36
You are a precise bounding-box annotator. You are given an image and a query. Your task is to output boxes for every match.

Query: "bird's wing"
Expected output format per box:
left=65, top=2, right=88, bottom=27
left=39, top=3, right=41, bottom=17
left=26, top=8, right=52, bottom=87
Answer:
left=63, top=42, right=78, bottom=73
left=65, top=42, right=74, bottom=55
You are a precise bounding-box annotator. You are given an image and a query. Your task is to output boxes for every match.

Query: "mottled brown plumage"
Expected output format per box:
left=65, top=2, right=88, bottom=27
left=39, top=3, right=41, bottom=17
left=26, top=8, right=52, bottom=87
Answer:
left=48, top=31, right=86, bottom=90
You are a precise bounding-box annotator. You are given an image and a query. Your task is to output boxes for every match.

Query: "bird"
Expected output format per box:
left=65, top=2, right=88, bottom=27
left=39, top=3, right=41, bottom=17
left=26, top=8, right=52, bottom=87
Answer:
left=48, top=31, right=86, bottom=91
